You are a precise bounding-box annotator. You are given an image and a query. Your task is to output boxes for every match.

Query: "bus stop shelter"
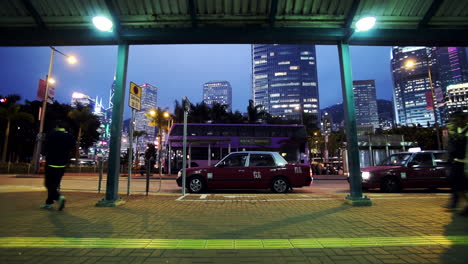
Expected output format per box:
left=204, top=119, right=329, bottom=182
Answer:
left=1, top=0, right=468, bottom=206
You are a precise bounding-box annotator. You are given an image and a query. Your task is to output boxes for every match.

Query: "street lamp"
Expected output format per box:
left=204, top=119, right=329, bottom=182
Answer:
left=33, top=46, right=77, bottom=173
left=404, top=57, right=442, bottom=150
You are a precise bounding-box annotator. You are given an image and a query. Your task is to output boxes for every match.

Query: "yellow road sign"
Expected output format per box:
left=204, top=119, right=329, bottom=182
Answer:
left=130, top=82, right=142, bottom=97
left=129, top=82, right=142, bottom=110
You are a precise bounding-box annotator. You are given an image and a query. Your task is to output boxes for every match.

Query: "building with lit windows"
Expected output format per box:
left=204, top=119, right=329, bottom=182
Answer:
left=203, top=81, right=232, bottom=111
left=445, top=82, right=468, bottom=115
left=134, top=83, right=158, bottom=152
left=436, top=47, right=468, bottom=91
left=71, top=92, right=95, bottom=108
left=391, top=46, right=442, bottom=127
left=251, top=44, right=320, bottom=125
left=353, top=80, right=379, bottom=128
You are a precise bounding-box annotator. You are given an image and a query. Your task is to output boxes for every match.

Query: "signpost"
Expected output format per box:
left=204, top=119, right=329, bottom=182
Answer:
left=182, top=96, right=191, bottom=196
left=127, top=82, right=142, bottom=196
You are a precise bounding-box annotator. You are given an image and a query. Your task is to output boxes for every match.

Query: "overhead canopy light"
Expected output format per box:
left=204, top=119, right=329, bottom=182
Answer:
left=355, top=16, right=376, bottom=32
left=92, top=16, right=113, bottom=32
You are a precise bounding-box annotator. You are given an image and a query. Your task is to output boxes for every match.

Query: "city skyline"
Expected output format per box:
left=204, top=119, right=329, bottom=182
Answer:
left=0, top=45, right=394, bottom=119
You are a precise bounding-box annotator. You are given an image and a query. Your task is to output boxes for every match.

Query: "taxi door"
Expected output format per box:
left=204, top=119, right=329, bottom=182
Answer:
left=246, top=153, right=278, bottom=189
left=405, top=152, right=438, bottom=188
left=210, top=153, right=248, bottom=189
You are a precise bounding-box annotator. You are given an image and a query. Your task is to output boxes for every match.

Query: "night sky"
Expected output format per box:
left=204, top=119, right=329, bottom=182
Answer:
left=0, top=44, right=393, bottom=118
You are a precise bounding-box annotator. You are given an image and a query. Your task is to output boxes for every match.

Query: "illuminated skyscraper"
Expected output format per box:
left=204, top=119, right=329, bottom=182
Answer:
left=71, top=91, right=95, bottom=108
left=134, top=83, right=158, bottom=151
left=445, top=82, right=468, bottom=115
left=251, top=44, right=320, bottom=125
left=203, top=81, right=232, bottom=111
left=391, top=46, right=442, bottom=126
left=353, top=80, right=379, bottom=128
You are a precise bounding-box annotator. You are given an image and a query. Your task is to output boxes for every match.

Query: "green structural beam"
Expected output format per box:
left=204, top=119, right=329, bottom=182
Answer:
left=2, top=27, right=468, bottom=47
left=337, top=42, right=371, bottom=206
left=0, top=236, right=466, bottom=249
left=97, top=43, right=129, bottom=206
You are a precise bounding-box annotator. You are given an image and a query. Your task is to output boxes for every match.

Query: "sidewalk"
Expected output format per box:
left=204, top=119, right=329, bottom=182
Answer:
left=0, top=190, right=467, bottom=263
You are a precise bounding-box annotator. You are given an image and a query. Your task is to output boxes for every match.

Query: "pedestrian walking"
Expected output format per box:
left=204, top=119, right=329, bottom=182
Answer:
left=40, top=121, right=75, bottom=210
left=444, top=112, right=468, bottom=215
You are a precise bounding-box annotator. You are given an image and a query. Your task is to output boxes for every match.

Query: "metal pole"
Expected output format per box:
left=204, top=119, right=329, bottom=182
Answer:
left=208, top=144, right=211, bottom=166
left=426, top=59, right=442, bottom=150
left=368, top=135, right=373, bottom=167
left=127, top=109, right=135, bottom=196
left=97, top=43, right=129, bottom=206
left=188, top=144, right=192, bottom=168
left=33, top=49, right=55, bottom=173
left=98, top=158, right=103, bottom=193
left=337, top=42, right=371, bottom=206
left=182, top=110, right=188, bottom=196
left=168, top=143, right=172, bottom=175
left=146, top=158, right=150, bottom=196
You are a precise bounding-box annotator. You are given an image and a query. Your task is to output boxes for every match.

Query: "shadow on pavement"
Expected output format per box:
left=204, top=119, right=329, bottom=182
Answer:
left=441, top=212, right=468, bottom=264
left=210, top=204, right=349, bottom=239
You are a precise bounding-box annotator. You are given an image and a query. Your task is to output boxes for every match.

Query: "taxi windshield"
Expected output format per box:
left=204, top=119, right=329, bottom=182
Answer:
left=379, top=153, right=411, bottom=166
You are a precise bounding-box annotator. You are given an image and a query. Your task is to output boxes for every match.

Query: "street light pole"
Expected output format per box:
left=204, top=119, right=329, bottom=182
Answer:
left=32, top=47, right=77, bottom=173
left=33, top=48, right=55, bottom=173
left=426, top=58, right=442, bottom=150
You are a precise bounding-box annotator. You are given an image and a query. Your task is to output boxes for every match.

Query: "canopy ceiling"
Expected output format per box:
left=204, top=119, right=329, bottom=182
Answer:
left=1, top=0, right=468, bottom=46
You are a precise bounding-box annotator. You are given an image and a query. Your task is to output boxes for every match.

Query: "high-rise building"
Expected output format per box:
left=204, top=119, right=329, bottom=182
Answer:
left=71, top=92, right=95, bottom=108
left=391, top=46, right=442, bottom=126
left=445, top=82, right=468, bottom=115
left=353, top=80, right=379, bottom=128
left=134, top=83, right=158, bottom=151
left=251, top=44, right=320, bottom=125
left=203, top=81, right=232, bottom=111
left=436, top=47, right=468, bottom=91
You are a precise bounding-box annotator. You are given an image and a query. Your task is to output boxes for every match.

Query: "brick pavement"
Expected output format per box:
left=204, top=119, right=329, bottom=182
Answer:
left=0, top=190, right=467, bottom=264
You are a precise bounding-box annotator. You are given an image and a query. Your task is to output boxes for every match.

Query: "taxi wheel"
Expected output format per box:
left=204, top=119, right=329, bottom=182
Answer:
left=271, top=177, right=290, bottom=193
left=188, top=176, right=205, bottom=193
left=381, top=177, right=401, bottom=193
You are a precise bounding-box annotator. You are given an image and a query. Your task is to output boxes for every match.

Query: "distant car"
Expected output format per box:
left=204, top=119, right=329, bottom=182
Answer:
left=176, top=151, right=312, bottom=193
left=360, top=151, right=449, bottom=192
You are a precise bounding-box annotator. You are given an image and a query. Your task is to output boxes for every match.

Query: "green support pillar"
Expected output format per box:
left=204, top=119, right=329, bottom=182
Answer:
left=337, top=41, right=371, bottom=206
left=96, top=43, right=129, bottom=207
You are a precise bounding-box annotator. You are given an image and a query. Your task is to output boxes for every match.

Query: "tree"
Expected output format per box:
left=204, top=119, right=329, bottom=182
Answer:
left=247, top=99, right=268, bottom=124
left=146, top=107, right=170, bottom=175
left=68, top=104, right=101, bottom=163
left=210, top=102, right=229, bottom=123
left=0, top=102, right=34, bottom=162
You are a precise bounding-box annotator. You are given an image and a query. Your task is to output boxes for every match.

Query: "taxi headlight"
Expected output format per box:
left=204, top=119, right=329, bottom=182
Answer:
left=361, top=171, right=372, bottom=180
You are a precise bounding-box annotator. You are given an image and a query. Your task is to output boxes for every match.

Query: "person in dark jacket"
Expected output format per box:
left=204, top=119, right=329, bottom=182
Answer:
left=40, top=121, right=76, bottom=210
left=444, top=112, right=468, bottom=215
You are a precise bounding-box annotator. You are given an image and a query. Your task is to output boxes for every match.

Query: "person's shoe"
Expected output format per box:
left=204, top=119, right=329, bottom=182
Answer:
left=40, top=204, right=53, bottom=209
left=58, top=196, right=66, bottom=211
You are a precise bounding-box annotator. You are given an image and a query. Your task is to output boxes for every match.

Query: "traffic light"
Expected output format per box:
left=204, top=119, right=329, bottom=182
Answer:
left=0, top=98, right=7, bottom=103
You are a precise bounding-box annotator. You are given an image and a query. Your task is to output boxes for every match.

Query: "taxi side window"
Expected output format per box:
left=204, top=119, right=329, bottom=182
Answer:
left=411, top=153, right=433, bottom=166
left=249, top=154, right=276, bottom=167
left=223, top=154, right=248, bottom=167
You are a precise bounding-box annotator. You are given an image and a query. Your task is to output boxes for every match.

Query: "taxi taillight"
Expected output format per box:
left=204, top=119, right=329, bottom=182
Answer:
left=309, top=167, right=313, bottom=177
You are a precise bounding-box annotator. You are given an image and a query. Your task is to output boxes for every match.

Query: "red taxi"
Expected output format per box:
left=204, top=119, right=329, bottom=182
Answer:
left=360, top=151, right=449, bottom=192
left=176, top=151, right=312, bottom=193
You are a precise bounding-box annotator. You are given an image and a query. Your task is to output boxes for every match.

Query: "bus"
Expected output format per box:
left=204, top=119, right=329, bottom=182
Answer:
left=166, top=123, right=309, bottom=171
